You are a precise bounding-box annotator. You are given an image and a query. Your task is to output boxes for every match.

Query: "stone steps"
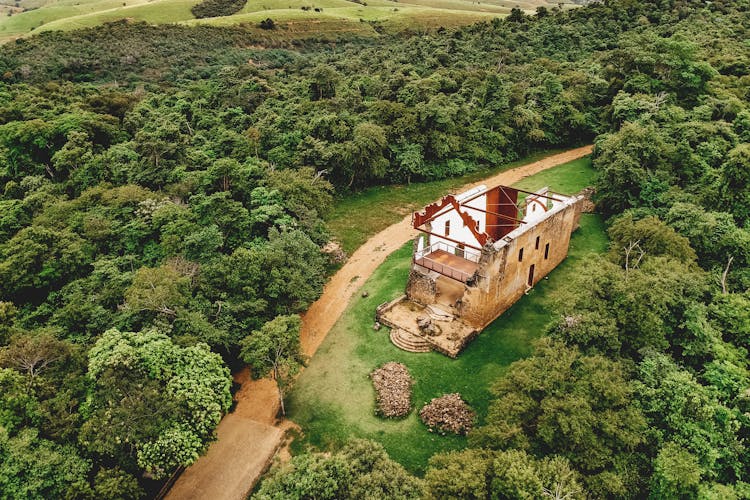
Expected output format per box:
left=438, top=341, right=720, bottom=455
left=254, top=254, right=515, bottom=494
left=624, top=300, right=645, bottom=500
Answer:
left=426, top=304, right=454, bottom=321
left=389, top=328, right=432, bottom=353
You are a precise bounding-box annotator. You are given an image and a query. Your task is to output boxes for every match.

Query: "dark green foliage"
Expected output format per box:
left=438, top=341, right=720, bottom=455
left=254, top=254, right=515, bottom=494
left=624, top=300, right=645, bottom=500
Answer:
left=240, top=314, right=303, bottom=415
left=259, top=18, right=275, bottom=30
left=82, top=329, right=232, bottom=478
left=424, top=449, right=583, bottom=499
left=0, top=427, right=93, bottom=499
left=0, top=0, right=749, bottom=496
left=191, top=0, right=247, bottom=19
left=636, top=352, right=745, bottom=483
left=470, top=338, right=647, bottom=497
left=254, top=439, right=423, bottom=499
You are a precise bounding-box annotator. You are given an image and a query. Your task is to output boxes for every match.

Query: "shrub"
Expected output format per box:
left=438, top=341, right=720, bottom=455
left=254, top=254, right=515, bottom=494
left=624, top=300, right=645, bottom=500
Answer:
left=259, top=18, right=275, bottom=30
left=191, top=0, right=247, bottom=19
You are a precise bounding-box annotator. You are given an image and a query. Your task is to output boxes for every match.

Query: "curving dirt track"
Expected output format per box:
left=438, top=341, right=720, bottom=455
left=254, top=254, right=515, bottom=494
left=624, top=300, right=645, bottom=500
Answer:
left=300, top=145, right=593, bottom=356
left=165, top=145, right=593, bottom=500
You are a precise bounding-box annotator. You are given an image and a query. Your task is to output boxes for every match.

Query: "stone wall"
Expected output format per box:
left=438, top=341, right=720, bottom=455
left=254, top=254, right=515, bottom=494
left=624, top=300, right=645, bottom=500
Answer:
left=457, top=197, right=584, bottom=328
left=406, top=267, right=438, bottom=304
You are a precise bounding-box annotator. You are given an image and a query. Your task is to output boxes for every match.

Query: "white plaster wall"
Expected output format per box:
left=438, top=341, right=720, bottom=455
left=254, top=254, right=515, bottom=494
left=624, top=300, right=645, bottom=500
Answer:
left=522, top=187, right=552, bottom=224
left=428, top=186, right=487, bottom=251
left=496, top=193, right=581, bottom=250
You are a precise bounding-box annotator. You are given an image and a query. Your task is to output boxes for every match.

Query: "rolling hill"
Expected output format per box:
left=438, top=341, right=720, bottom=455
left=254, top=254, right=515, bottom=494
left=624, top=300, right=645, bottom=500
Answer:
left=0, top=0, right=576, bottom=43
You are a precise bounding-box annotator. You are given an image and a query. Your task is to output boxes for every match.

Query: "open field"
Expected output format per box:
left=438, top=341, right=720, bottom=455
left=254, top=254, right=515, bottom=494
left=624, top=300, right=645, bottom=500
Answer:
left=287, top=157, right=607, bottom=474
left=0, top=0, right=576, bottom=43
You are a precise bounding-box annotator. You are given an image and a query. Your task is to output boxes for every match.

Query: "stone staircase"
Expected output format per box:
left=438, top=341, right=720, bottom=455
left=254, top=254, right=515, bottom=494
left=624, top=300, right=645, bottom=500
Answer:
left=426, top=304, right=454, bottom=321
left=389, top=328, right=432, bottom=353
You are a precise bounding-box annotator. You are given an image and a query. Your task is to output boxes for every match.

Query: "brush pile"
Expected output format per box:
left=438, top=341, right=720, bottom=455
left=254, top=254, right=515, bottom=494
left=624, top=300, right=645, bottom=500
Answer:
left=419, top=393, right=475, bottom=435
left=370, top=362, right=413, bottom=418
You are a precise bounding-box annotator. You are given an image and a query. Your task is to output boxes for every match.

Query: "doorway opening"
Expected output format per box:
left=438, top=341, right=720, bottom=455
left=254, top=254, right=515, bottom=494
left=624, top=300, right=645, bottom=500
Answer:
left=527, top=264, right=535, bottom=287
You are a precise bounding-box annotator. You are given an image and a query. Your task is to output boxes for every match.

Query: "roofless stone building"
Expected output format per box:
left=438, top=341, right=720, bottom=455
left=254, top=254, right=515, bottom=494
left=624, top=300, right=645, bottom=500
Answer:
left=377, top=183, right=586, bottom=357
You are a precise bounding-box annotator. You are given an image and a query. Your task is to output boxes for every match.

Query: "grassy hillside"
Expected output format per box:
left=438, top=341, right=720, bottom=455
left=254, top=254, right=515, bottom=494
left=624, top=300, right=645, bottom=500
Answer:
left=0, top=0, right=575, bottom=43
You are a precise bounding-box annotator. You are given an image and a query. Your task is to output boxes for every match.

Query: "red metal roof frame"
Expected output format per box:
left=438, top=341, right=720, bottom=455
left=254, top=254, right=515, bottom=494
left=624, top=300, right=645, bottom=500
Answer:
left=412, top=194, right=489, bottom=246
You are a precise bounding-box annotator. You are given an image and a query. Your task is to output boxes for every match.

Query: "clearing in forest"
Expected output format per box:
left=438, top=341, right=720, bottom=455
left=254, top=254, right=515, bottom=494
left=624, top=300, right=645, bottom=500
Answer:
left=286, top=157, right=608, bottom=473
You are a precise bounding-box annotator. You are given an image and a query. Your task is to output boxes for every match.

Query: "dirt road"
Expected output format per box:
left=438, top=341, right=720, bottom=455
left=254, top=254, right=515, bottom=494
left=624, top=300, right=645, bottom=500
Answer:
left=165, top=145, right=593, bottom=500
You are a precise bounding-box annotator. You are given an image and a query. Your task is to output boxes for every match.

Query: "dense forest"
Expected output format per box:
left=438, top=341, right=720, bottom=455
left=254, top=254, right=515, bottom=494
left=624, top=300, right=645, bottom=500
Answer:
left=0, top=0, right=749, bottom=498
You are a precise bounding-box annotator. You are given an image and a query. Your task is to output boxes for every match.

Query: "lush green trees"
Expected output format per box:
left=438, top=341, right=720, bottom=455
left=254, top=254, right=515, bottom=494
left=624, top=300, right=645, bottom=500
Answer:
left=240, top=315, right=303, bottom=416
left=0, top=427, right=92, bottom=499
left=424, top=449, right=583, bottom=500
left=719, top=144, right=750, bottom=226
left=0, top=0, right=748, bottom=495
left=551, top=255, right=709, bottom=357
left=82, top=329, right=231, bottom=478
left=636, top=352, right=745, bottom=483
left=254, top=439, right=423, bottom=499
left=470, top=338, right=647, bottom=497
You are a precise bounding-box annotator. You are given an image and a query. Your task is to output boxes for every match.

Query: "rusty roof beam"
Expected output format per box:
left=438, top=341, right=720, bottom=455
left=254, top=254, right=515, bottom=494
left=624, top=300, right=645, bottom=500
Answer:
left=460, top=205, right=527, bottom=224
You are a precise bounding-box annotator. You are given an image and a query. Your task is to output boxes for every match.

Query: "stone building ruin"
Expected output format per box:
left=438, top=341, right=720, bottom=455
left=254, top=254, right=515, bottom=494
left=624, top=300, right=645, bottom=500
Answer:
left=377, top=183, right=585, bottom=357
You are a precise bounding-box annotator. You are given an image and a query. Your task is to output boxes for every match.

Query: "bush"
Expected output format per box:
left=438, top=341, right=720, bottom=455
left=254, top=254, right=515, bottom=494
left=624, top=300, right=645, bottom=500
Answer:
left=191, top=0, right=247, bottom=19
left=259, top=18, right=275, bottom=30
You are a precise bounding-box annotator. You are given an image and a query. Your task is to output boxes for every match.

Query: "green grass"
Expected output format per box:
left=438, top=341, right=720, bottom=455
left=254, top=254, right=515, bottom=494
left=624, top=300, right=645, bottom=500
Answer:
left=328, top=153, right=595, bottom=255
left=0, top=0, right=576, bottom=43
left=286, top=159, right=607, bottom=474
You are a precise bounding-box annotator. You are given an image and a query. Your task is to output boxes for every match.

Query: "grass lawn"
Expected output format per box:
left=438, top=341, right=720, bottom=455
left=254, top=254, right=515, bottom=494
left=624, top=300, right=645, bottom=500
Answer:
left=286, top=158, right=607, bottom=474
left=0, top=0, right=576, bottom=43
left=327, top=150, right=593, bottom=254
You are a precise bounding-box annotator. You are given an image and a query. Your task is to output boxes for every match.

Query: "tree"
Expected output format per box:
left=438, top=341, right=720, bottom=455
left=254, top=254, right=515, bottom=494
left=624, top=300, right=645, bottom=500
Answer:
left=0, top=300, right=18, bottom=344
left=0, top=331, right=70, bottom=381
left=719, top=144, right=750, bottom=226
left=0, top=368, right=40, bottom=433
left=254, top=439, right=422, bottom=499
left=0, top=427, right=92, bottom=499
left=552, top=256, right=708, bottom=357
left=309, top=65, right=339, bottom=100
left=470, top=338, right=647, bottom=497
left=0, top=226, right=91, bottom=297
left=50, top=130, right=93, bottom=182
left=83, top=328, right=232, bottom=478
left=251, top=228, right=327, bottom=315
left=607, top=213, right=697, bottom=266
left=593, top=122, right=675, bottom=216
left=425, top=448, right=583, bottom=499
left=264, top=166, right=334, bottom=219
left=425, top=449, right=493, bottom=499
left=392, top=142, right=426, bottom=184
left=336, top=122, right=389, bottom=187
left=635, top=352, right=745, bottom=482
left=93, top=467, right=144, bottom=500
left=123, top=264, right=191, bottom=317
left=240, top=315, right=304, bottom=416
left=507, top=7, right=525, bottom=23
left=650, top=442, right=702, bottom=499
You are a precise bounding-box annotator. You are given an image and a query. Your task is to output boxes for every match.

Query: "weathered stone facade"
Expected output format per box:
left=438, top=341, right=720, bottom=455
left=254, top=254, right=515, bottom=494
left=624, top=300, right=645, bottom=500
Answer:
left=456, top=196, right=583, bottom=328
left=406, top=192, right=584, bottom=330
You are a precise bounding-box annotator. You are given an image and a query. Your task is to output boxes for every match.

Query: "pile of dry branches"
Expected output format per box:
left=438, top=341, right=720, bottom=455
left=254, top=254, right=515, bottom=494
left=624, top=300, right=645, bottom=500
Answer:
left=419, top=393, right=475, bottom=435
left=370, top=362, right=413, bottom=418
